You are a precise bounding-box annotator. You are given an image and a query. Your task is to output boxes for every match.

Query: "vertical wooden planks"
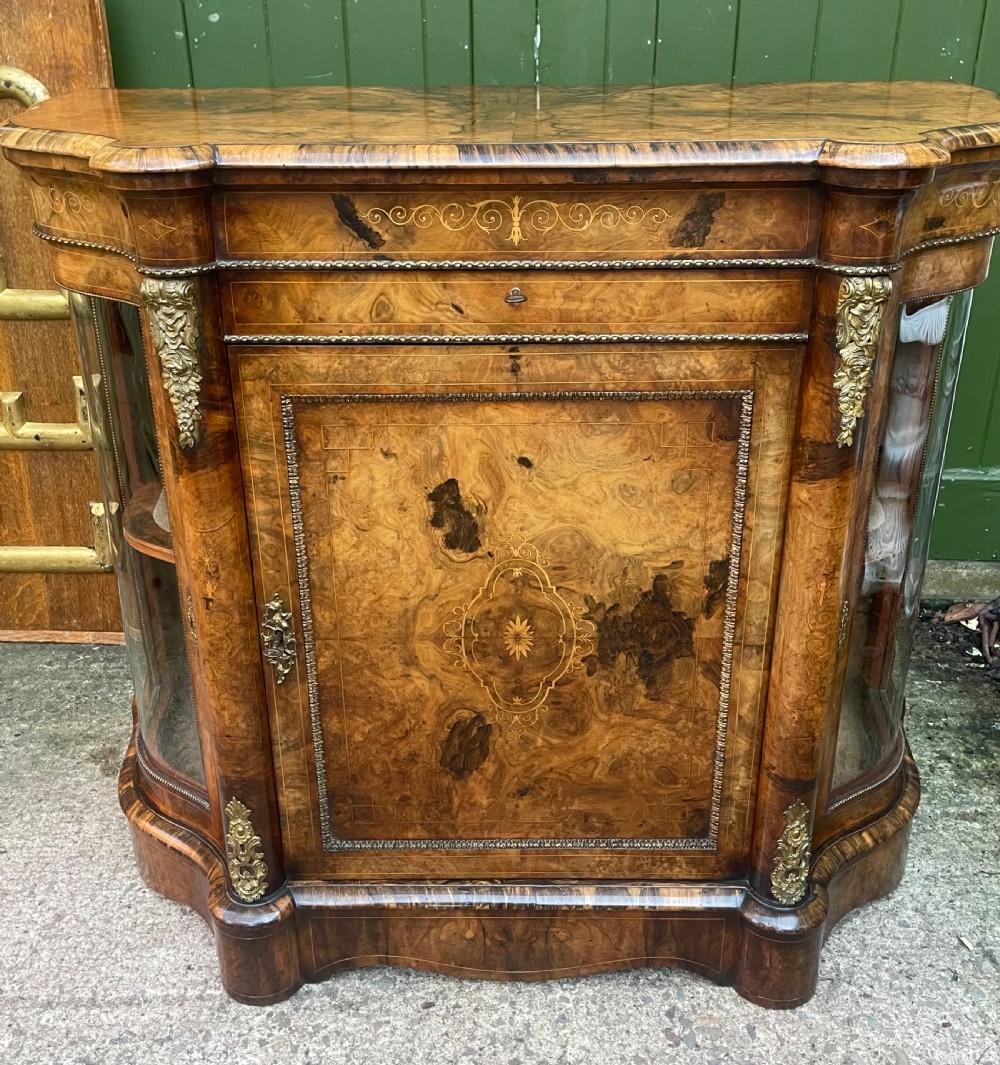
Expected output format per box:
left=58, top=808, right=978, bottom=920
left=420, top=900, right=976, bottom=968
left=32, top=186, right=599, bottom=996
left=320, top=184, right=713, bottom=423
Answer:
left=424, top=0, right=473, bottom=84
left=181, top=0, right=271, bottom=87
left=967, top=0, right=1000, bottom=473
left=654, top=1, right=740, bottom=85
left=104, top=0, right=193, bottom=87
left=605, top=0, right=657, bottom=84
left=472, top=0, right=537, bottom=85
left=537, top=0, right=606, bottom=84
left=812, top=0, right=902, bottom=80
left=892, top=0, right=986, bottom=81
left=265, top=0, right=347, bottom=86
left=733, top=0, right=821, bottom=83
left=343, top=0, right=424, bottom=85
left=931, top=0, right=1000, bottom=557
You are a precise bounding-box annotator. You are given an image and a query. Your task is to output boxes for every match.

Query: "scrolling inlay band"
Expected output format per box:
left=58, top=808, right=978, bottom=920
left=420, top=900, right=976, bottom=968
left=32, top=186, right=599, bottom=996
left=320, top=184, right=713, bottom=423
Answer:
left=833, top=275, right=892, bottom=448
left=224, top=798, right=268, bottom=902
left=140, top=278, right=203, bottom=449
left=366, top=195, right=670, bottom=247
left=770, top=801, right=812, bottom=905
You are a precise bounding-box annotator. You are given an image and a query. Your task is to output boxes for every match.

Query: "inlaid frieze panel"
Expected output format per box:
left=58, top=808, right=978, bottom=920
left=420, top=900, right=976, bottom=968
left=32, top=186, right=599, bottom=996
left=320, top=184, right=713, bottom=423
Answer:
left=219, top=186, right=818, bottom=262
left=905, top=163, right=1000, bottom=250
left=26, top=172, right=129, bottom=253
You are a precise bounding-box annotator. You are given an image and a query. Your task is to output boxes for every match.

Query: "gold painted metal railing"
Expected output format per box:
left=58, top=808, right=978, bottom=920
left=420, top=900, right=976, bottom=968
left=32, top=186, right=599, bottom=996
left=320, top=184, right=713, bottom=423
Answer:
left=0, top=67, right=111, bottom=574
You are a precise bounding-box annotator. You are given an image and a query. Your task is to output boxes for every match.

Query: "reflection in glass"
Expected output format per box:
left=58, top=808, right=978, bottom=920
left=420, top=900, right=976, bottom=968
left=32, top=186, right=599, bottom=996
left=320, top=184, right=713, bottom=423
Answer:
left=73, top=295, right=205, bottom=792
left=832, top=290, right=973, bottom=797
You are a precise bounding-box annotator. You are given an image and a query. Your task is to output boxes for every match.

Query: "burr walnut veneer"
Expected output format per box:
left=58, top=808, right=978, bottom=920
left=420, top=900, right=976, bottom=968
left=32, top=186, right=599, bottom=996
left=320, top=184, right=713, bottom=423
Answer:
left=3, top=82, right=997, bottom=1007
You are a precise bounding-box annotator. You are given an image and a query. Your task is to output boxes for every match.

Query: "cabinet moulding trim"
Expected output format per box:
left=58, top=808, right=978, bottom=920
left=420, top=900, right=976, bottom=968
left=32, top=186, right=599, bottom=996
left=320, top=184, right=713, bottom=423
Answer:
left=135, top=728, right=211, bottom=809
left=827, top=736, right=906, bottom=812
left=34, top=223, right=1000, bottom=277
left=226, top=331, right=809, bottom=346
left=280, top=386, right=754, bottom=855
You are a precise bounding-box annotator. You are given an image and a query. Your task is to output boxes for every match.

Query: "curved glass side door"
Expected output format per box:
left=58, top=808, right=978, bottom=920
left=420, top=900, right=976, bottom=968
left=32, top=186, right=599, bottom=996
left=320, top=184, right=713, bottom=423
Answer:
left=832, top=290, right=973, bottom=800
left=73, top=294, right=206, bottom=797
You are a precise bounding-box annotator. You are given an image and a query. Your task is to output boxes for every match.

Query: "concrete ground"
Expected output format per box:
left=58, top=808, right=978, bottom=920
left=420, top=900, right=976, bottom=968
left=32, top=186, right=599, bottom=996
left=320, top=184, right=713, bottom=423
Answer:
left=1, top=621, right=997, bottom=1065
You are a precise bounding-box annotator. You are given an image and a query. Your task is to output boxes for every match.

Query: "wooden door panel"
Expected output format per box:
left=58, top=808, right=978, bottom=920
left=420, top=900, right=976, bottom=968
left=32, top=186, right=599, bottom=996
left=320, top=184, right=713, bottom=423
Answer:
left=0, top=0, right=119, bottom=637
left=233, top=343, right=801, bottom=880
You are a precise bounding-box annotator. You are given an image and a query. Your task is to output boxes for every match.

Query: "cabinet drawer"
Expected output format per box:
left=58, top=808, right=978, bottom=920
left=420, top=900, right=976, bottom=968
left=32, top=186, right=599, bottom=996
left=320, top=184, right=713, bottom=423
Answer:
left=223, top=269, right=813, bottom=338
left=218, top=186, right=819, bottom=263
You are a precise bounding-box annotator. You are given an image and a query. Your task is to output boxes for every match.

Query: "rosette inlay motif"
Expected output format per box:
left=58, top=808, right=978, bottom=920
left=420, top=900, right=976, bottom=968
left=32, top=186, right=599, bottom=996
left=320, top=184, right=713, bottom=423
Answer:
left=443, top=539, right=594, bottom=730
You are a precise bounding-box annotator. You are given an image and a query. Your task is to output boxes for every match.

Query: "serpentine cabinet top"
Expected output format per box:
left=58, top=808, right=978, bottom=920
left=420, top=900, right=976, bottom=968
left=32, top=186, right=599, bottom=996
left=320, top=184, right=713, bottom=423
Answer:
left=3, top=82, right=1000, bottom=174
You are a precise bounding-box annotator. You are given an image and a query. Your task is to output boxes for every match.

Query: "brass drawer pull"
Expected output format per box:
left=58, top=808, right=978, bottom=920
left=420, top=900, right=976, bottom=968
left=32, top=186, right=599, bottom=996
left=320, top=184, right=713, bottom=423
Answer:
left=504, top=287, right=527, bottom=306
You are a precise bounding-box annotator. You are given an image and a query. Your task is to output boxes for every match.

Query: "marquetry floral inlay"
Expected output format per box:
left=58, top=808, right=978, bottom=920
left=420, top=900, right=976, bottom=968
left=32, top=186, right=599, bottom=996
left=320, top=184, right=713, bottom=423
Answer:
left=366, top=195, right=670, bottom=246
left=502, top=615, right=534, bottom=660
left=443, top=538, right=594, bottom=730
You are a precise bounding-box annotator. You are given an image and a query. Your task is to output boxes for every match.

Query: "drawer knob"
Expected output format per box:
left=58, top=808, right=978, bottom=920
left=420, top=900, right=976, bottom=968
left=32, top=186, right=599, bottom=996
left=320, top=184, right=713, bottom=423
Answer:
left=504, top=287, right=528, bottom=306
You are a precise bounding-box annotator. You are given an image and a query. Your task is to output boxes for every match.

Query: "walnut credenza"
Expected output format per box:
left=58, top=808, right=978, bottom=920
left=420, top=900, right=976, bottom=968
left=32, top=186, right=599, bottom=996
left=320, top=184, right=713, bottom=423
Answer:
left=4, top=83, right=998, bottom=1007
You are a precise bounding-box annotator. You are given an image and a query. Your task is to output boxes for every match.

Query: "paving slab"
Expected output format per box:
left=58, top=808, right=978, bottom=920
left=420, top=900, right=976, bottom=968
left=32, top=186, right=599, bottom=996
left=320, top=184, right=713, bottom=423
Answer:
left=0, top=624, right=997, bottom=1065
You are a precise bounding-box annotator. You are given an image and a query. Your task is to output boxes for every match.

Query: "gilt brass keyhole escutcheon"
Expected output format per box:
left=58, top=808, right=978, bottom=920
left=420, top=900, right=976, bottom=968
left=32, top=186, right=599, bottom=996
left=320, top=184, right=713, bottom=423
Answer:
left=260, top=593, right=296, bottom=683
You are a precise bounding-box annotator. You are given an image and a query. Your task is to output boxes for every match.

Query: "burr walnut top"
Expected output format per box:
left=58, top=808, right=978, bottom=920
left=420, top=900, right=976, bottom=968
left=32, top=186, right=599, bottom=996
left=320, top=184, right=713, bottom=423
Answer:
left=3, top=82, right=1000, bottom=175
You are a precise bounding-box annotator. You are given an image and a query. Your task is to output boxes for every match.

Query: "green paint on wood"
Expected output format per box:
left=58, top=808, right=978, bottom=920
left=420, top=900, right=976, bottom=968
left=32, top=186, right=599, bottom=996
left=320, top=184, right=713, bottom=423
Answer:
left=537, top=0, right=606, bottom=85
left=945, top=279, right=1000, bottom=467
left=343, top=0, right=424, bottom=86
left=892, top=0, right=986, bottom=82
left=931, top=477, right=1000, bottom=560
left=90, top=0, right=1000, bottom=559
left=424, top=0, right=473, bottom=84
left=472, top=0, right=537, bottom=85
left=974, top=0, right=1000, bottom=91
left=265, top=0, right=347, bottom=86
left=654, top=1, right=739, bottom=85
left=605, top=0, right=657, bottom=84
left=733, top=0, right=821, bottom=83
left=182, top=0, right=271, bottom=88
left=812, top=0, right=902, bottom=80
left=104, top=0, right=192, bottom=88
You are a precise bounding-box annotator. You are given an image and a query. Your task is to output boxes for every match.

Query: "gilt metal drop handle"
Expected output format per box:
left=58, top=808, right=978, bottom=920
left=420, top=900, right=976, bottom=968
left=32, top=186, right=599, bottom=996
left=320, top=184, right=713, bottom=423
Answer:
left=504, top=286, right=528, bottom=305
left=260, top=593, right=296, bottom=683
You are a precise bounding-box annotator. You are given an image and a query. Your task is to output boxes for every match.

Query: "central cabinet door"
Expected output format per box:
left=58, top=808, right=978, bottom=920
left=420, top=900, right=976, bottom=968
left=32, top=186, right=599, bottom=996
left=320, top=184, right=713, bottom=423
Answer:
left=233, top=342, right=801, bottom=880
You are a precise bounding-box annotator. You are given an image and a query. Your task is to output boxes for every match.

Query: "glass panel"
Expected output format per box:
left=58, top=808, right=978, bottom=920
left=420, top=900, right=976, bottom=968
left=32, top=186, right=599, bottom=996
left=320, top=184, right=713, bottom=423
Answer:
left=73, top=295, right=205, bottom=791
left=832, top=290, right=973, bottom=796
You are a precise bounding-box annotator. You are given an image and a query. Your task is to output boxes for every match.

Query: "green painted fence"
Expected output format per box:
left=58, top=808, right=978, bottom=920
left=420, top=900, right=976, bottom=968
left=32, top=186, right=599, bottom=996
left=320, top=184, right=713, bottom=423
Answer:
left=102, top=0, right=1000, bottom=560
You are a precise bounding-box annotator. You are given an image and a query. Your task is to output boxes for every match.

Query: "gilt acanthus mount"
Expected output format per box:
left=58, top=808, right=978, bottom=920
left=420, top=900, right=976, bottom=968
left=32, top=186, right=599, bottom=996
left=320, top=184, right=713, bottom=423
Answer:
left=140, top=277, right=203, bottom=449
left=833, top=275, right=892, bottom=448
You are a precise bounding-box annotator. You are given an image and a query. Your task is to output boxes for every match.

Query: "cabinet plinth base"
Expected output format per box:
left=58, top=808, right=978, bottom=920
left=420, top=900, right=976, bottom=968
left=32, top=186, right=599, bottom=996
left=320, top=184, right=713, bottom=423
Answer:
left=120, top=730, right=919, bottom=1009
